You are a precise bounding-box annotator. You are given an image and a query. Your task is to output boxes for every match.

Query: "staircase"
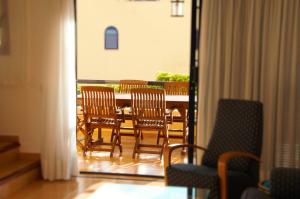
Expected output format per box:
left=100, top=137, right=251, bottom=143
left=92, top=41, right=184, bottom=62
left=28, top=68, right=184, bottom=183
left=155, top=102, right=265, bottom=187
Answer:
left=0, top=136, right=41, bottom=198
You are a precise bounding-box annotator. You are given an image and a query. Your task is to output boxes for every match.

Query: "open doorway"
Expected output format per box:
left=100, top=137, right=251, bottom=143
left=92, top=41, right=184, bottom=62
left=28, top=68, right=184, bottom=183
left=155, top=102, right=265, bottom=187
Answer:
left=75, top=0, right=198, bottom=177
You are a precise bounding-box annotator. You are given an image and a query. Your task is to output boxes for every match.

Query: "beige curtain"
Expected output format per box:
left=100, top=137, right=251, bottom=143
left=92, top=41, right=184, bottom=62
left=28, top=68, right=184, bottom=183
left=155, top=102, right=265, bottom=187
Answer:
left=198, top=0, right=300, bottom=178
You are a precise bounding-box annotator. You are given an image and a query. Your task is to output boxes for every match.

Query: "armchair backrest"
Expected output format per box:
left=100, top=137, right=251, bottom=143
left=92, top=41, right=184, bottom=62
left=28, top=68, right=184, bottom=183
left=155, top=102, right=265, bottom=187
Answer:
left=202, top=99, right=263, bottom=173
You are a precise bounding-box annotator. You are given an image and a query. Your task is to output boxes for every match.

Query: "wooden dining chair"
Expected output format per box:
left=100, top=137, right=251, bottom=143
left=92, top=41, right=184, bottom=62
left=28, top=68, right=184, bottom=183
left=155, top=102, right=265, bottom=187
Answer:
left=118, top=80, right=148, bottom=138
left=131, top=88, right=169, bottom=159
left=76, top=108, right=85, bottom=151
left=164, top=81, right=189, bottom=95
left=119, top=80, right=148, bottom=93
left=157, top=81, right=189, bottom=145
left=118, top=80, right=148, bottom=121
left=81, top=86, right=122, bottom=157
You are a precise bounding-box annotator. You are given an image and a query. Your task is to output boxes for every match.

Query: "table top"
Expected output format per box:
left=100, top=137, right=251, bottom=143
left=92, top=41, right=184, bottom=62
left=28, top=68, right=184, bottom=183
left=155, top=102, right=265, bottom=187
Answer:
left=88, top=183, right=209, bottom=199
left=115, top=93, right=189, bottom=102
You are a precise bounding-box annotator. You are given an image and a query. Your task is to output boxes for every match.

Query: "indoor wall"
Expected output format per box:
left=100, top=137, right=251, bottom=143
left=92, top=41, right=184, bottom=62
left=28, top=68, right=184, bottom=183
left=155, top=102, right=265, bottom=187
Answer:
left=0, top=0, right=57, bottom=153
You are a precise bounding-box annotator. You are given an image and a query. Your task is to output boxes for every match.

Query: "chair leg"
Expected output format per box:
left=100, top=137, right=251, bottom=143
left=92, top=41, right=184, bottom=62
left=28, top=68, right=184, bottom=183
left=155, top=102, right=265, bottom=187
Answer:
left=160, top=129, right=169, bottom=159
left=84, top=127, right=93, bottom=157
left=159, top=130, right=165, bottom=159
left=117, top=129, right=122, bottom=153
left=110, top=129, right=115, bottom=142
left=110, top=131, right=118, bottom=158
left=156, top=131, right=161, bottom=145
left=132, top=129, right=140, bottom=159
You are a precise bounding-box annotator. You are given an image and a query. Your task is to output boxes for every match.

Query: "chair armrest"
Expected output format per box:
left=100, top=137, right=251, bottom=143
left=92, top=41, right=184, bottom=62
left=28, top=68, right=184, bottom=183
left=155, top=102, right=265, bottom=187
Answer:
left=218, top=151, right=261, bottom=199
left=163, top=144, right=207, bottom=182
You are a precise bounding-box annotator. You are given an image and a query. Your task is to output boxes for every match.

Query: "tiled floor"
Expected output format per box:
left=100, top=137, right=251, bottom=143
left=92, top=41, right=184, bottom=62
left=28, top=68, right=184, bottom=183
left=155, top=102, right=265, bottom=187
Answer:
left=78, top=120, right=188, bottom=176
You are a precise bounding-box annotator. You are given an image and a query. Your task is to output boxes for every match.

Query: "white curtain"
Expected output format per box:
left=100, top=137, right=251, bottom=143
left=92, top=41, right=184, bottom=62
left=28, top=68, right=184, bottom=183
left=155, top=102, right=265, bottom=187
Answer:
left=198, top=0, right=300, bottom=178
left=41, top=0, right=78, bottom=180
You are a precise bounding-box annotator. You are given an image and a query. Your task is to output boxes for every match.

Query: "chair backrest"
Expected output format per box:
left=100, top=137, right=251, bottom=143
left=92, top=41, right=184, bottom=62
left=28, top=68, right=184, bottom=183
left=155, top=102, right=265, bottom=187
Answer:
left=81, top=86, right=117, bottom=119
left=164, top=81, right=189, bottom=95
left=119, top=80, right=148, bottom=93
left=201, top=99, right=263, bottom=173
left=130, top=88, right=166, bottom=121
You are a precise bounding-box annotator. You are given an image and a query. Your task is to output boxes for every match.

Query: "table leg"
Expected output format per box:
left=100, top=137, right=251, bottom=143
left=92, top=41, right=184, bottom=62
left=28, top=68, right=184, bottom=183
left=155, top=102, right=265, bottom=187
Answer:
left=177, top=107, right=188, bottom=145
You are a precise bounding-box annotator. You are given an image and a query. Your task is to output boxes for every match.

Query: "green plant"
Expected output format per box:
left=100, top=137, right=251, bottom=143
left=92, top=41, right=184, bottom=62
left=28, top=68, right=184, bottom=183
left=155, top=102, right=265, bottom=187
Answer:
left=156, top=72, right=172, bottom=81
left=147, top=85, right=163, bottom=89
left=155, top=72, right=189, bottom=82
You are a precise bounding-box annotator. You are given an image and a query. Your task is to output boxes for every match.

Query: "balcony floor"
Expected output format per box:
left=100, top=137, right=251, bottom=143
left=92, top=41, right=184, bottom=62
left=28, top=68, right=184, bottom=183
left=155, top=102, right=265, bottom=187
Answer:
left=77, top=120, right=187, bottom=177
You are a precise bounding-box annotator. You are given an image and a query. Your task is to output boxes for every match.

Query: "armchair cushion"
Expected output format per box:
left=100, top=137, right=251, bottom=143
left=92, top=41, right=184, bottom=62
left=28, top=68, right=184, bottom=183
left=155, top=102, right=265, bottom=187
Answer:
left=270, top=168, right=300, bottom=199
left=167, top=164, right=257, bottom=199
left=241, top=188, right=272, bottom=199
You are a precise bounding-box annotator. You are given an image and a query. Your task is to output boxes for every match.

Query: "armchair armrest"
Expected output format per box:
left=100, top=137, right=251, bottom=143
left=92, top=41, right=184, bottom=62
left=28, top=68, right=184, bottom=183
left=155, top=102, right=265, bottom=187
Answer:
left=163, top=144, right=207, bottom=183
left=218, top=151, right=261, bottom=199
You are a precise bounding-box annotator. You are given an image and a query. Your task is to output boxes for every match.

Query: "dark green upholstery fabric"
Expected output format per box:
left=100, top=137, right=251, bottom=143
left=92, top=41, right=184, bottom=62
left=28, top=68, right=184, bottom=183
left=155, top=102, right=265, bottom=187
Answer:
left=167, top=164, right=257, bottom=199
left=166, top=99, right=263, bottom=199
left=201, top=100, right=263, bottom=173
left=241, top=168, right=300, bottom=199
left=270, top=168, right=300, bottom=199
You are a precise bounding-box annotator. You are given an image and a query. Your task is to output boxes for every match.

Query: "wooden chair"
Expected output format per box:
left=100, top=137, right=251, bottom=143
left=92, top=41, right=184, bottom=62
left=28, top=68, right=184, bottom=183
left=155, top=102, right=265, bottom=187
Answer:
left=119, top=80, right=148, bottom=93
left=164, top=81, right=189, bottom=95
left=81, top=86, right=122, bottom=157
left=118, top=80, right=148, bottom=137
left=118, top=80, right=148, bottom=121
left=131, top=88, right=169, bottom=159
left=76, top=109, right=85, bottom=151
left=157, top=81, right=189, bottom=145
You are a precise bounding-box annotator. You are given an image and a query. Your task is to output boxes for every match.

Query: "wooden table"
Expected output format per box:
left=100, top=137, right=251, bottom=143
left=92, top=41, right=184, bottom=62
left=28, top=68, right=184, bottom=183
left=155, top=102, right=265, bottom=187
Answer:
left=87, top=183, right=209, bottom=199
left=77, top=93, right=189, bottom=142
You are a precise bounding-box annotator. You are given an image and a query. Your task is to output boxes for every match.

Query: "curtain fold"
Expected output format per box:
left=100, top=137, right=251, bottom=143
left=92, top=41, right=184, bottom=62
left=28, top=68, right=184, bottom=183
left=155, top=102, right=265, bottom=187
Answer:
left=198, top=0, right=300, bottom=178
left=41, top=0, right=78, bottom=181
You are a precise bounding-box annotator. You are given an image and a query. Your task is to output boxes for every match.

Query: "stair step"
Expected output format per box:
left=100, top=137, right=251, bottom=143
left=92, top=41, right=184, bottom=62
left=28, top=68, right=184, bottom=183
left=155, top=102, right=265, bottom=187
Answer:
left=0, top=157, right=39, bottom=182
left=0, top=142, right=20, bottom=153
left=0, top=142, right=20, bottom=165
left=0, top=136, right=19, bottom=143
left=0, top=155, right=41, bottom=198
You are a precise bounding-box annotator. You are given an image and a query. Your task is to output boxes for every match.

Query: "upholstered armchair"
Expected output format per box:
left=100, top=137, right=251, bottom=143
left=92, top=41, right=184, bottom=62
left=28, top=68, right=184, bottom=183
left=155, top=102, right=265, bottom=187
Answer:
left=241, top=168, right=300, bottom=199
left=164, top=99, right=263, bottom=199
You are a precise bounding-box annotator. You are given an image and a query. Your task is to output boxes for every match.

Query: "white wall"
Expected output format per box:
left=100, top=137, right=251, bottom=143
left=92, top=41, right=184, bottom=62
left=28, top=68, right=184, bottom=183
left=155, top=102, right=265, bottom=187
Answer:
left=77, top=0, right=191, bottom=81
left=0, top=0, right=54, bottom=153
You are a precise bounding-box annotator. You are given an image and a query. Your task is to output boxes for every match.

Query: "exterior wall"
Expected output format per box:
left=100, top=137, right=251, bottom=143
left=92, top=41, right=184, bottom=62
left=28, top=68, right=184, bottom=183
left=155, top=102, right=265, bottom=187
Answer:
left=77, top=0, right=191, bottom=81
